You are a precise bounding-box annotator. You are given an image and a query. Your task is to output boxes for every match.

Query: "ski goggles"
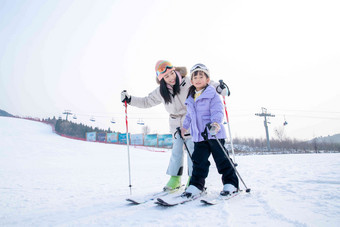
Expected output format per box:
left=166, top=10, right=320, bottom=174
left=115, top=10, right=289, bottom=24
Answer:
left=156, top=61, right=174, bottom=78
left=190, top=63, right=208, bottom=74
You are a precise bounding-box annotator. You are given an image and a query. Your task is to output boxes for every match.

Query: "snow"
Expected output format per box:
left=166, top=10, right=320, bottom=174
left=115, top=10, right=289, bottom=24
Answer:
left=1, top=116, right=339, bottom=227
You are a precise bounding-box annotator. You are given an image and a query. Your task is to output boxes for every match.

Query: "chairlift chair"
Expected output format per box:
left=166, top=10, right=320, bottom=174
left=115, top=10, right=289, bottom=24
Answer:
left=137, top=119, right=145, bottom=125
left=283, top=115, right=288, bottom=126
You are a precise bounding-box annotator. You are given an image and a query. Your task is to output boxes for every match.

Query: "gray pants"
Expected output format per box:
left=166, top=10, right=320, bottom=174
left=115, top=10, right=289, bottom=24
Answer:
left=166, top=136, right=194, bottom=176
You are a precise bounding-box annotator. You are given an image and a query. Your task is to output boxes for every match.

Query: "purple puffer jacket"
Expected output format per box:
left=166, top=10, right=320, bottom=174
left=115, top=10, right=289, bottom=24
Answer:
left=183, top=85, right=227, bottom=142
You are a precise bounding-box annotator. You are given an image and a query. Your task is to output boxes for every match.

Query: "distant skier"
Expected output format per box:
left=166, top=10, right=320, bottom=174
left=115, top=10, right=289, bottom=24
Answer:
left=121, top=60, right=228, bottom=191
left=181, top=63, right=239, bottom=198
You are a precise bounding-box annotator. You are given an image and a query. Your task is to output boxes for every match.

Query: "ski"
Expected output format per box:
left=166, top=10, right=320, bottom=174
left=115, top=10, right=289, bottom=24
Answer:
left=126, top=186, right=183, bottom=205
left=155, top=191, right=206, bottom=207
left=200, top=190, right=242, bottom=205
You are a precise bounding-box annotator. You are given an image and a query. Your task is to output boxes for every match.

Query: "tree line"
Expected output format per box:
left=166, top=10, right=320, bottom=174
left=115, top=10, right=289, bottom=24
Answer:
left=43, top=117, right=112, bottom=139
left=233, top=137, right=340, bottom=153
left=42, top=117, right=339, bottom=153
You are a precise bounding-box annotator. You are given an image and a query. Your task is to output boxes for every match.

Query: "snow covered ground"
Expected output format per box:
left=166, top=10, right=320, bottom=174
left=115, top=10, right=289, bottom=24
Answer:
left=0, top=116, right=339, bottom=227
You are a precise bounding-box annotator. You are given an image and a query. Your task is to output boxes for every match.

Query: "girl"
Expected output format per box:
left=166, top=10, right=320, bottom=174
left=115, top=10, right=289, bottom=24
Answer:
left=181, top=63, right=239, bottom=198
left=121, top=60, right=228, bottom=191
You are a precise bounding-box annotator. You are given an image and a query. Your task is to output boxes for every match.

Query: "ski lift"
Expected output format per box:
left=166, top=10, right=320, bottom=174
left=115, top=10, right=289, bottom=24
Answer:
left=90, top=116, right=95, bottom=122
left=137, top=118, right=145, bottom=125
left=111, top=118, right=116, bottom=124
left=223, top=121, right=227, bottom=125
left=73, top=115, right=77, bottom=120
left=283, top=115, right=288, bottom=126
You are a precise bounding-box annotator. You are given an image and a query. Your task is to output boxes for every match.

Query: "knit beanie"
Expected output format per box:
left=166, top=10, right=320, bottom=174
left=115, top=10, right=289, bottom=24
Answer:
left=155, top=66, right=187, bottom=84
left=155, top=60, right=175, bottom=81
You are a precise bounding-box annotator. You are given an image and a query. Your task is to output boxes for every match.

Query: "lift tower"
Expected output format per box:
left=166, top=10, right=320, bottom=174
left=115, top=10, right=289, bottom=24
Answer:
left=255, top=107, right=275, bottom=151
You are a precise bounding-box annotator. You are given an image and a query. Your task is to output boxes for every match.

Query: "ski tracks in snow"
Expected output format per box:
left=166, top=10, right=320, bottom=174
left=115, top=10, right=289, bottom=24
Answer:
left=253, top=192, right=307, bottom=227
left=215, top=190, right=307, bottom=227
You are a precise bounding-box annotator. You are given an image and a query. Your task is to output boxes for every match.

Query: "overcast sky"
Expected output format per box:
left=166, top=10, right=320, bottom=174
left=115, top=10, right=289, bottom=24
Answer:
left=1, top=0, right=339, bottom=140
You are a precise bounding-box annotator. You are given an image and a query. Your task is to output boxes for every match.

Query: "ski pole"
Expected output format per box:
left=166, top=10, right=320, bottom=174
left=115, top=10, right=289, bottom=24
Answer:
left=206, top=123, right=251, bottom=193
left=175, top=127, right=193, bottom=161
left=124, top=100, right=132, bottom=194
left=219, top=80, right=236, bottom=164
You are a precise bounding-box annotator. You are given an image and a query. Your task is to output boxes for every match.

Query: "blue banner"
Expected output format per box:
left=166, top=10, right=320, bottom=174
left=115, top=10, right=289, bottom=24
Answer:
left=107, top=132, right=118, bottom=143
left=131, top=134, right=144, bottom=145
left=86, top=132, right=96, bottom=142
left=144, top=134, right=158, bottom=147
left=118, top=133, right=130, bottom=144
left=97, top=132, right=107, bottom=142
left=158, top=134, right=173, bottom=147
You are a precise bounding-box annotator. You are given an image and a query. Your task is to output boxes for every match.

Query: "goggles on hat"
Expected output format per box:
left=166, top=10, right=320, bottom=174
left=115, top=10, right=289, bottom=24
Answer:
left=156, top=61, right=174, bottom=77
left=190, top=63, right=208, bottom=74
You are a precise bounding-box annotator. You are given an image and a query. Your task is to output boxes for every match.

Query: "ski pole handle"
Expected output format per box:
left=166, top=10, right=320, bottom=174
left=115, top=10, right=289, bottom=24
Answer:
left=176, top=127, right=190, bottom=139
left=218, top=80, right=230, bottom=96
left=175, top=127, right=193, bottom=161
left=175, top=127, right=183, bottom=139
left=175, top=127, right=182, bottom=138
left=219, top=80, right=226, bottom=89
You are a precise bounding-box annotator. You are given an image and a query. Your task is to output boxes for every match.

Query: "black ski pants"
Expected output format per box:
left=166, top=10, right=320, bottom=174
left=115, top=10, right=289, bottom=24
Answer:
left=189, top=139, right=239, bottom=191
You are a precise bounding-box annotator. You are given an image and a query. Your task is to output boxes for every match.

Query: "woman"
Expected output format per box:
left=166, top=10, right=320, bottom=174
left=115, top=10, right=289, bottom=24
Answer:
left=121, top=60, right=228, bottom=191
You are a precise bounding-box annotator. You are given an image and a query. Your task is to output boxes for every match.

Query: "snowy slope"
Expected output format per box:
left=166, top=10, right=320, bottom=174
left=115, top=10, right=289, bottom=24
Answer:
left=0, top=116, right=339, bottom=227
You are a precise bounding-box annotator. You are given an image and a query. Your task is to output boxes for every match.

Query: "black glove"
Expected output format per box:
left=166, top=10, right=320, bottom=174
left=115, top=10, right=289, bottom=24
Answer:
left=121, top=90, right=131, bottom=103
left=217, top=80, right=230, bottom=96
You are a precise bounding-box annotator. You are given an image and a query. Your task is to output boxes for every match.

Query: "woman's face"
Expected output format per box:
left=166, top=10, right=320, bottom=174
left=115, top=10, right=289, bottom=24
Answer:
left=163, top=70, right=176, bottom=86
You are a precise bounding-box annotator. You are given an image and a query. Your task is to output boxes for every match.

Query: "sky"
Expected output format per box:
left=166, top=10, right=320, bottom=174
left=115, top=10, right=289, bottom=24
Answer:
left=0, top=0, right=339, bottom=140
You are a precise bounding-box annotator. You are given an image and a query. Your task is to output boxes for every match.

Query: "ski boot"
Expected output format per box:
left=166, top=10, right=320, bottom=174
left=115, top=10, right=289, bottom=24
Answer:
left=181, top=185, right=202, bottom=198
left=220, top=184, right=237, bottom=196
left=163, top=176, right=181, bottom=191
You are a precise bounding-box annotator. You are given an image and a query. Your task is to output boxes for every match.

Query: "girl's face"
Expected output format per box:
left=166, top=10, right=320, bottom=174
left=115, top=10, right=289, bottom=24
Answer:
left=191, top=71, right=210, bottom=91
left=163, top=70, right=176, bottom=86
